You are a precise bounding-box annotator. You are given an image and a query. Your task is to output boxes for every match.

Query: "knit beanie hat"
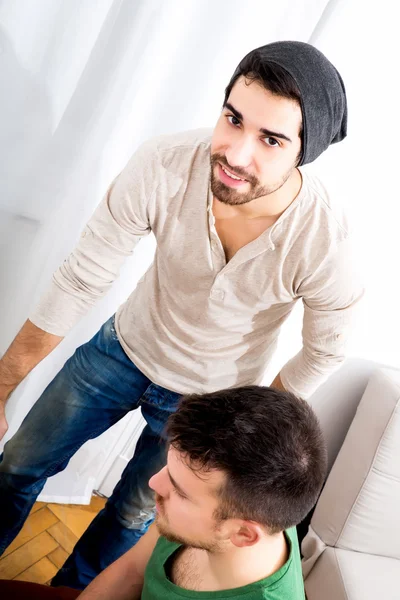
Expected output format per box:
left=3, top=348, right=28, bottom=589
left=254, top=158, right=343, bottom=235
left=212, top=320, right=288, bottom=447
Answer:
left=229, top=41, right=348, bottom=165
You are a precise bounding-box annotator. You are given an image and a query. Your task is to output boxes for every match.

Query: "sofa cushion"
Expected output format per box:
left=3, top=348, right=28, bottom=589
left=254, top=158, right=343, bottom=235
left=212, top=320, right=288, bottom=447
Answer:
left=307, top=358, right=385, bottom=474
left=305, top=547, right=400, bottom=600
left=302, top=367, right=400, bottom=576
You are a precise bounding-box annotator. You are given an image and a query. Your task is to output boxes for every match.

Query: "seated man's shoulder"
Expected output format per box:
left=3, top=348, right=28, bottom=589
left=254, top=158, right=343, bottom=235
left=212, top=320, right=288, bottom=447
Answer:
left=268, top=528, right=305, bottom=600
left=300, top=168, right=350, bottom=238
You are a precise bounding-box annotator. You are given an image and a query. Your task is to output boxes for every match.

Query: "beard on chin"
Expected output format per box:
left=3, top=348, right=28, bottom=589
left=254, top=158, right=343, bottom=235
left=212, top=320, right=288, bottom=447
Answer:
left=155, top=513, right=185, bottom=545
left=210, top=153, right=292, bottom=206
left=155, top=513, right=222, bottom=553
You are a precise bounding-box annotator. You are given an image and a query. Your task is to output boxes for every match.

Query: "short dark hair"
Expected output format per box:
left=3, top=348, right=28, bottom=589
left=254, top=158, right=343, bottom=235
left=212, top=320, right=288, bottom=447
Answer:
left=167, top=386, right=327, bottom=534
left=224, top=49, right=303, bottom=163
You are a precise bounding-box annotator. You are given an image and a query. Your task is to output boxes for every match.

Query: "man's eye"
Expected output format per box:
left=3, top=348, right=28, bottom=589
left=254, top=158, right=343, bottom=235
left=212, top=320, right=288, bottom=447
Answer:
left=227, top=115, right=241, bottom=127
left=264, top=137, right=279, bottom=147
left=173, top=487, right=186, bottom=499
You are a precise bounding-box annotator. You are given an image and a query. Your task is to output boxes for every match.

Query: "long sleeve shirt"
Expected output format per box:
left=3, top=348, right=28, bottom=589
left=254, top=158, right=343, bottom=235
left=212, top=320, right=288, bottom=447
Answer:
left=30, top=128, right=364, bottom=398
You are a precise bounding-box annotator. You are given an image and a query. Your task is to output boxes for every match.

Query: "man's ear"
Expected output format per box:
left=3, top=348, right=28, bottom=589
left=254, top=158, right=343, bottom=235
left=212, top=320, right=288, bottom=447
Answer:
left=229, top=521, right=264, bottom=548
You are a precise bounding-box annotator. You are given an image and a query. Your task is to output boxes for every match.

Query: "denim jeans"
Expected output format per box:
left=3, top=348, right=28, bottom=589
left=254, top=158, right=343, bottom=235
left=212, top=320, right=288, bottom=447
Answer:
left=0, top=316, right=181, bottom=589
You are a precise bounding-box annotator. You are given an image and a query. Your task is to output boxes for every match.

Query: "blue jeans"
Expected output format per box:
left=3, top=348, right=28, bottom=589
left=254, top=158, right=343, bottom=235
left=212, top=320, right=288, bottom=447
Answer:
left=0, top=316, right=181, bottom=589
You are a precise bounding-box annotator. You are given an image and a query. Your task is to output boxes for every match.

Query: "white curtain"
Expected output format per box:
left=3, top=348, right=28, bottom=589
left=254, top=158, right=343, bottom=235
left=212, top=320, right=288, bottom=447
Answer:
left=1, top=0, right=398, bottom=502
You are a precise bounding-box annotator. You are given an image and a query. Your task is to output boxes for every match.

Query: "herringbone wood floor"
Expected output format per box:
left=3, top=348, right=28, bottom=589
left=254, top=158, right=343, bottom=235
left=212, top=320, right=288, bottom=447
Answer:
left=0, top=495, right=106, bottom=584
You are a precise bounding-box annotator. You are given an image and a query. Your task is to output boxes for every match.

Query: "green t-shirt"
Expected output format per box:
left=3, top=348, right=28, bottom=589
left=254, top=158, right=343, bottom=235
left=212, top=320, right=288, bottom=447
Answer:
left=141, top=527, right=305, bottom=599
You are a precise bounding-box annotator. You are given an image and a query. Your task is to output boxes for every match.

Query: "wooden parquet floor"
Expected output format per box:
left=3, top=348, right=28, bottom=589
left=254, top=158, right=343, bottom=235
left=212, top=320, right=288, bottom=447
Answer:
left=0, top=495, right=106, bottom=584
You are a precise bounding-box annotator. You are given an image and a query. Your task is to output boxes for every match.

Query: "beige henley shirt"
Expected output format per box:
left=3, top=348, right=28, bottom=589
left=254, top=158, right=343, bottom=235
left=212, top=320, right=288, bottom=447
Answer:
left=30, top=128, right=363, bottom=398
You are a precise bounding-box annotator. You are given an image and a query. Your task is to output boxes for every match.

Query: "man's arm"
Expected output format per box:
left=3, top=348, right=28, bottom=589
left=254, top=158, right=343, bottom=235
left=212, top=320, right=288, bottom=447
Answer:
left=29, top=139, right=157, bottom=339
left=279, top=236, right=364, bottom=399
left=0, top=320, right=63, bottom=440
left=77, top=524, right=160, bottom=600
left=0, top=142, right=158, bottom=437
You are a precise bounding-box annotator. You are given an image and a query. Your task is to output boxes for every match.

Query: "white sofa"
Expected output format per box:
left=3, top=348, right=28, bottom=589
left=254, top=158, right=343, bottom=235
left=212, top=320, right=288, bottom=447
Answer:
left=301, top=359, right=400, bottom=600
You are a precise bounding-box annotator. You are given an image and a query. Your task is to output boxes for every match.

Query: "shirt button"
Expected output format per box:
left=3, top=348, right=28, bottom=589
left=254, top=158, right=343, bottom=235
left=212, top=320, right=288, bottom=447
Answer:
left=210, top=289, right=224, bottom=301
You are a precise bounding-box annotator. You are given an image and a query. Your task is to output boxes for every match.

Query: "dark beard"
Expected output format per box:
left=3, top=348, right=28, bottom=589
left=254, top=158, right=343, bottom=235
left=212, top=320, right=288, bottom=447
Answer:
left=210, top=152, right=293, bottom=206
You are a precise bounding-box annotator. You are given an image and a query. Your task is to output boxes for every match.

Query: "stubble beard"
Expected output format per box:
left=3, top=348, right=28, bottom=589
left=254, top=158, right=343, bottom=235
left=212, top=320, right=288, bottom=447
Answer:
left=210, top=153, right=294, bottom=206
left=155, top=512, right=221, bottom=553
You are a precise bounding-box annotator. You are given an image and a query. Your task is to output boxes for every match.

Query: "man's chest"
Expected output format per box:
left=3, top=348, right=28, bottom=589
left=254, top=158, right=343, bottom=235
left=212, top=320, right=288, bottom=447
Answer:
left=153, top=219, right=295, bottom=315
left=214, top=214, right=276, bottom=262
left=151, top=188, right=299, bottom=311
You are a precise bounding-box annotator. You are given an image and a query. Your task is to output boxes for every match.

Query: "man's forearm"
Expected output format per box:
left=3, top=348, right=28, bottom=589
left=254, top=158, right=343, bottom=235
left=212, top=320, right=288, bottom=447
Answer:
left=78, top=523, right=159, bottom=600
left=0, top=319, right=63, bottom=400
left=279, top=346, right=346, bottom=399
left=77, top=553, right=143, bottom=600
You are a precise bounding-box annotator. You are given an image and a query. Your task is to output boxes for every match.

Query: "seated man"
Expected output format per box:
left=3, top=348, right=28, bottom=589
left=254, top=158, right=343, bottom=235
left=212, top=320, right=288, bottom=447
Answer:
left=0, top=386, right=327, bottom=599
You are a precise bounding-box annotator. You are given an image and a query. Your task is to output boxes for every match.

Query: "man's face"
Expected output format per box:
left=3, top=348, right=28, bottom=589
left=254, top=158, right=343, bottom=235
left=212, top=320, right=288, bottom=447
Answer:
left=210, top=76, right=302, bottom=205
left=149, top=447, right=227, bottom=551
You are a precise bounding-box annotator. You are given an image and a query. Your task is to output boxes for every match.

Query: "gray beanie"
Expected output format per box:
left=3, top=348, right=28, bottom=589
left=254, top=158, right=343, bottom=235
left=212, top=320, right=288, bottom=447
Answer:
left=230, top=41, right=348, bottom=165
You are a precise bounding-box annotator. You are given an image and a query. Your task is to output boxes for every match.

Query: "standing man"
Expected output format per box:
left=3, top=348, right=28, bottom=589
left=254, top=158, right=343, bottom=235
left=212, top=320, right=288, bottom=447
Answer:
left=0, top=41, right=362, bottom=589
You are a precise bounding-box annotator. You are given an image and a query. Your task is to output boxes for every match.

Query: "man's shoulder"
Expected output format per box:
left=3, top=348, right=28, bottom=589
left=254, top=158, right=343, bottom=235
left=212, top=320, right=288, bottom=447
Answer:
left=149, top=535, right=181, bottom=563
left=281, top=527, right=306, bottom=599
left=133, top=128, right=212, bottom=183
left=299, top=168, right=350, bottom=239
left=145, top=127, right=212, bottom=162
left=149, top=127, right=213, bottom=149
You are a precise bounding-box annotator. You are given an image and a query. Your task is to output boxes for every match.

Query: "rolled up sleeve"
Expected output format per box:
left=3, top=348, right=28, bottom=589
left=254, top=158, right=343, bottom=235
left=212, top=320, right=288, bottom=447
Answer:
left=280, top=235, right=364, bottom=398
left=29, top=141, right=157, bottom=336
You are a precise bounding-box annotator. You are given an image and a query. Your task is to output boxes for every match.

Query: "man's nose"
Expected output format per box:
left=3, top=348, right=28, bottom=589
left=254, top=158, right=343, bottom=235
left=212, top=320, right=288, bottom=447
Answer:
left=148, top=466, right=167, bottom=495
left=225, top=137, right=254, bottom=170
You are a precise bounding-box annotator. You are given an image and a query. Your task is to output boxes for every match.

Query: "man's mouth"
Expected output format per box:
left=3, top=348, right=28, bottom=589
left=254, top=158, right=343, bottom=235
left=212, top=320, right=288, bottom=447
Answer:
left=219, top=163, right=247, bottom=181
left=217, top=163, right=249, bottom=188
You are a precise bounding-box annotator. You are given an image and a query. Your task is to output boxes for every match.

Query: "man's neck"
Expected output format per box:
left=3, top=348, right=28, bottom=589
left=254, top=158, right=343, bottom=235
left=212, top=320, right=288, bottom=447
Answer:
left=202, top=532, right=289, bottom=591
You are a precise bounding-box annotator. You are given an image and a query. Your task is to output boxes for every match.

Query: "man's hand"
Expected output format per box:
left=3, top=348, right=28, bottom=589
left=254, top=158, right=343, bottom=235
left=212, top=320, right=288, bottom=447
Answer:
left=0, top=400, right=9, bottom=441
left=270, top=373, right=286, bottom=393
left=0, top=383, right=13, bottom=441
left=0, top=319, right=63, bottom=441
